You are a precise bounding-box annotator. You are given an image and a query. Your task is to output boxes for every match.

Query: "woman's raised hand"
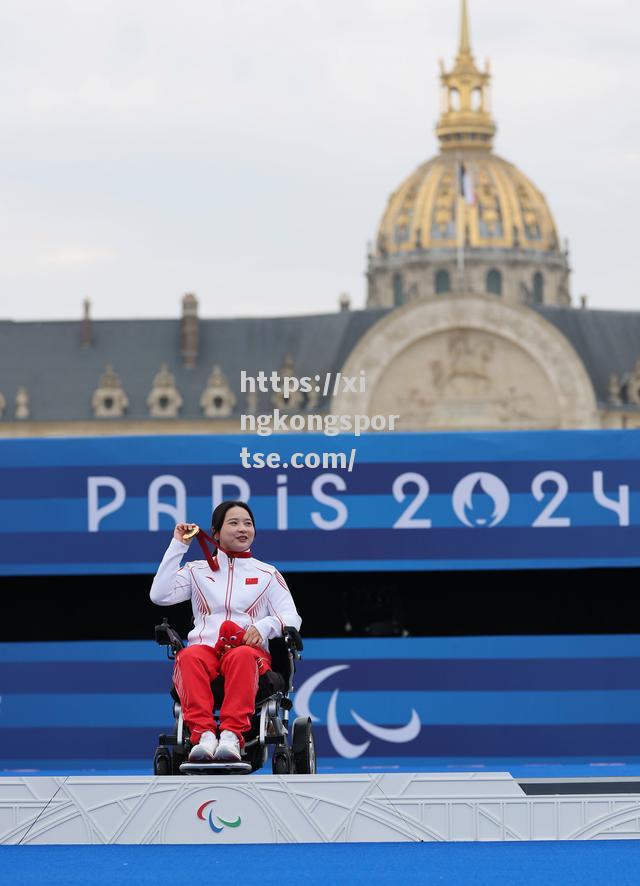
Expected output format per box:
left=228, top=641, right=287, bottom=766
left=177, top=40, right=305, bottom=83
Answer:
left=174, top=523, right=198, bottom=543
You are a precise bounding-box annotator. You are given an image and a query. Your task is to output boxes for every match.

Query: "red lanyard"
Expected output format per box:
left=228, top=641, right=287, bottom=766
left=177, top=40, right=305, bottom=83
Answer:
left=191, top=529, right=252, bottom=572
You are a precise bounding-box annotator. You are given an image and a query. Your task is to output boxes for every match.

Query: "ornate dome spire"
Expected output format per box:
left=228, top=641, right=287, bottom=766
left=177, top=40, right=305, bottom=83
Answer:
left=367, top=0, right=569, bottom=309
left=458, top=0, right=471, bottom=55
left=436, top=0, right=496, bottom=151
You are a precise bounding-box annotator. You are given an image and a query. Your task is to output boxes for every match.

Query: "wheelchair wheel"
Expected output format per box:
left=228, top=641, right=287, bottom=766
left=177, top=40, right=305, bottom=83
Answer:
left=272, top=749, right=292, bottom=774
left=154, top=748, right=172, bottom=776
left=291, top=717, right=316, bottom=774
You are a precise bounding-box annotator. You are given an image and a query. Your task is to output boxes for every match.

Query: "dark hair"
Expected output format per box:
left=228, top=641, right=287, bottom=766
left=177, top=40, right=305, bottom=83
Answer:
left=210, top=500, right=256, bottom=549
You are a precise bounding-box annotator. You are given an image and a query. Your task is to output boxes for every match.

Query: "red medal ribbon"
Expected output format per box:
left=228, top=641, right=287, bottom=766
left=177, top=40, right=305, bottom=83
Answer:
left=193, top=530, right=252, bottom=572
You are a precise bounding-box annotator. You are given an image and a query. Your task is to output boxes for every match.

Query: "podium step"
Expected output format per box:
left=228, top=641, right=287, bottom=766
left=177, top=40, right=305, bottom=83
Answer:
left=3, top=772, right=640, bottom=844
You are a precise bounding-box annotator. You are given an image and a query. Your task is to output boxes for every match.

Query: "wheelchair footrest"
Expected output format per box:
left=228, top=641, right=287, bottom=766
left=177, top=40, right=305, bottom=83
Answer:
left=179, top=762, right=253, bottom=775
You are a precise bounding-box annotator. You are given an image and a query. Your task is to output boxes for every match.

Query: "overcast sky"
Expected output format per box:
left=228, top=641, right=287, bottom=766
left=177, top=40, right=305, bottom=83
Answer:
left=0, top=0, right=638, bottom=322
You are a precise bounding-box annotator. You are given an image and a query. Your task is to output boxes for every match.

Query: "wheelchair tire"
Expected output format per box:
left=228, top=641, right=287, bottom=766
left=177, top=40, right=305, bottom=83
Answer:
left=272, top=750, right=292, bottom=774
left=291, top=717, right=316, bottom=774
left=154, top=748, right=172, bottom=776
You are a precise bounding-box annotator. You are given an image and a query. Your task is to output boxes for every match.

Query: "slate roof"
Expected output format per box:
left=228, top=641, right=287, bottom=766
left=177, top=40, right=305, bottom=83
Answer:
left=0, top=309, right=391, bottom=422
left=0, top=303, right=638, bottom=422
left=533, top=305, right=640, bottom=404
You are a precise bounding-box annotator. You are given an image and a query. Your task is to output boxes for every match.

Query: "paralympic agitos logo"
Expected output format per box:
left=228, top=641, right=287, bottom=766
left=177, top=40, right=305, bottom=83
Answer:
left=294, top=665, right=421, bottom=758
left=196, top=800, right=242, bottom=833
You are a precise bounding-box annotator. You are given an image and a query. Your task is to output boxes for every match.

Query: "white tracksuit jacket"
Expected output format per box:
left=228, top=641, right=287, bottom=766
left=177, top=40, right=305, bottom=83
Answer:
left=149, top=538, right=301, bottom=650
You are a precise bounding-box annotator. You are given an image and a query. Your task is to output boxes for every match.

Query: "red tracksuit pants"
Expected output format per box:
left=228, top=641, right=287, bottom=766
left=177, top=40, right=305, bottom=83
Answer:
left=173, top=643, right=271, bottom=746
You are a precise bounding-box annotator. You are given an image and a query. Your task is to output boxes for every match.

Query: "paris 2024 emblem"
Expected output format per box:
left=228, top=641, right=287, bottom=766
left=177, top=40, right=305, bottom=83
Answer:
left=452, top=472, right=510, bottom=527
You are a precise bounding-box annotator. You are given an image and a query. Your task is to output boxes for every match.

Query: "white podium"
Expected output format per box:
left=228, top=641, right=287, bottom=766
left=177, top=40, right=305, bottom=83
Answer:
left=3, top=773, right=640, bottom=844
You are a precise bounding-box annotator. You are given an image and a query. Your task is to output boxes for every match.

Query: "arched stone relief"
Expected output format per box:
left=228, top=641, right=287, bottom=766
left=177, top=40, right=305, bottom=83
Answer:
left=331, top=294, right=599, bottom=430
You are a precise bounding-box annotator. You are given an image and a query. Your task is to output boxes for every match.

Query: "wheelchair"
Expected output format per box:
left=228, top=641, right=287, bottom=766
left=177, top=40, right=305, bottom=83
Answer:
left=152, top=618, right=317, bottom=776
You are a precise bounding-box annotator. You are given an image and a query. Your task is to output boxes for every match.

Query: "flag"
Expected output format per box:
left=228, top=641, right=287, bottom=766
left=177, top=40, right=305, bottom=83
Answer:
left=459, top=162, right=475, bottom=205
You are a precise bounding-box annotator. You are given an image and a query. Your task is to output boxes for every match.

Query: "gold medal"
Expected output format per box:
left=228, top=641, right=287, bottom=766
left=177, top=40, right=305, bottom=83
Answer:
left=183, top=525, right=200, bottom=540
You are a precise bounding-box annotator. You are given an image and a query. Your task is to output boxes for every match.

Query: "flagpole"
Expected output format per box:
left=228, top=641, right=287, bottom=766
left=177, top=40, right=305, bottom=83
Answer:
left=457, top=157, right=465, bottom=282
left=457, top=194, right=464, bottom=275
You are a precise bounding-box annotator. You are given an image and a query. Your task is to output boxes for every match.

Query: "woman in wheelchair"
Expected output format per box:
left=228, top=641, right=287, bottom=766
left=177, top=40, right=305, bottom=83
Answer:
left=150, top=500, right=302, bottom=766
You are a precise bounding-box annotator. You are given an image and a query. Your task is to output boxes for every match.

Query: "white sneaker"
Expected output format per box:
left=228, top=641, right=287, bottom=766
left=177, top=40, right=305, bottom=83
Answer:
left=213, top=730, right=241, bottom=762
left=188, top=731, right=218, bottom=762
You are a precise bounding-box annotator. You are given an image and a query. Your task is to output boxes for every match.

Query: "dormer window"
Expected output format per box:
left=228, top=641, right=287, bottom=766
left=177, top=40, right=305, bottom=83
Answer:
left=147, top=365, right=182, bottom=418
left=200, top=366, right=236, bottom=418
left=92, top=365, right=129, bottom=418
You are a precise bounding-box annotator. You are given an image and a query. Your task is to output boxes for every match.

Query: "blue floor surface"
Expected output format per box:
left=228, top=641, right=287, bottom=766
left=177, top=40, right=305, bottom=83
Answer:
left=5, top=842, right=640, bottom=886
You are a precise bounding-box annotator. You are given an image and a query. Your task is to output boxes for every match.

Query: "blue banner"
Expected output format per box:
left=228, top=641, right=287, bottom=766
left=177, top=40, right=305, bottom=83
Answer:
left=1, top=635, right=640, bottom=768
left=0, top=430, right=638, bottom=575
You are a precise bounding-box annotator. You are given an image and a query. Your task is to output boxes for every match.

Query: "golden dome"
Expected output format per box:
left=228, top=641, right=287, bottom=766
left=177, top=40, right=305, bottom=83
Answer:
left=375, top=0, right=560, bottom=257
left=376, top=152, right=560, bottom=255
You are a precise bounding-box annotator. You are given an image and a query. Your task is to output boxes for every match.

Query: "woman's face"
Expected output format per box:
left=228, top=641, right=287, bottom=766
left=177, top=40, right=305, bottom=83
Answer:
left=215, top=506, right=255, bottom=552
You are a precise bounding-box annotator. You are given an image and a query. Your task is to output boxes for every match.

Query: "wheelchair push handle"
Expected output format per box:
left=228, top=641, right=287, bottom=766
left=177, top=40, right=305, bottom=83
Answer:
left=155, top=618, right=185, bottom=653
left=283, top=625, right=303, bottom=652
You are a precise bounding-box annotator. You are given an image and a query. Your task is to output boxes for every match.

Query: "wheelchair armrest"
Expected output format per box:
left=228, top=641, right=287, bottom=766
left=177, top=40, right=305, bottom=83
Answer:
left=283, top=625, right=303, bottom=653
left=154, top=618, right=185, bottom=653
